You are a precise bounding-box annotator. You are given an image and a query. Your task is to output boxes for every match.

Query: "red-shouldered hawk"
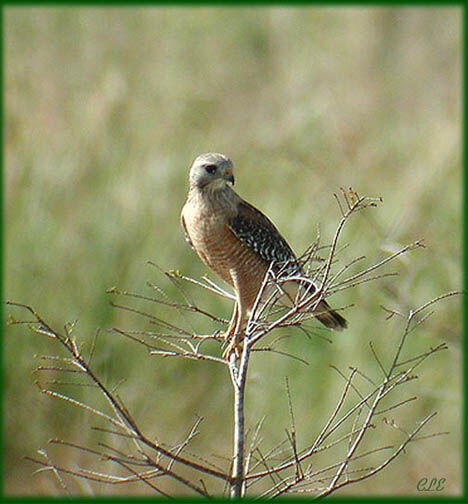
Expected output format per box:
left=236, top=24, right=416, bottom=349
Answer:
left=181, top=153, right=347, bottom=356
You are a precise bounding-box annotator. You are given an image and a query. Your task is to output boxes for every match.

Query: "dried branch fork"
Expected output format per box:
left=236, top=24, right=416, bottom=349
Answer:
left=7, top=189, right=459, bottom=497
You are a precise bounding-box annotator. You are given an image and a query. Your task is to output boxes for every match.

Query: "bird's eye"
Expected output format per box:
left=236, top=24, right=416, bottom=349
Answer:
left=204, top=164, right=217, bottom=174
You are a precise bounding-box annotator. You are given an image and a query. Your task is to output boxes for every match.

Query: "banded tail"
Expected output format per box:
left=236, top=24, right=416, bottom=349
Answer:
left=280, top=279, right=348, bottom=331
left=314, top=299, right=348, bottom=331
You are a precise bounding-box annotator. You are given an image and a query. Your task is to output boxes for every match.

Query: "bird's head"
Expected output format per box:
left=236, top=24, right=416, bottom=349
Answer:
left=189, top=152, right=235, bottom=191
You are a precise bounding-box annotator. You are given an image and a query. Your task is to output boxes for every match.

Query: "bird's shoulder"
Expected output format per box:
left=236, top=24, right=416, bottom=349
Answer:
left=226, top=198, right=297, bottom=264
left=180, top=208, right=194, bottom=249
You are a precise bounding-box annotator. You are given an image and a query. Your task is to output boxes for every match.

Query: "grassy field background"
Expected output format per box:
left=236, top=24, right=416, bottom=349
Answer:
left=5, top=6, right=462, bottom=496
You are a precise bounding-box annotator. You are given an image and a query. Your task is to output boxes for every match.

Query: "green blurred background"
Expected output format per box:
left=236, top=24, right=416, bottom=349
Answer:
left=5, top=6, right=462, bottom=496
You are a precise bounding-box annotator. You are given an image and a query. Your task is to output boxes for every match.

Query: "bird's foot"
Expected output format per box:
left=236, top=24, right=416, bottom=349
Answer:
left=222, top=338, right=243, bottom=360
left=222, top=325, right=244, bottom=360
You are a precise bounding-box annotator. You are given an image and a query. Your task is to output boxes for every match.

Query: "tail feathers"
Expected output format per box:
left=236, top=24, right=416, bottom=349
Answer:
left=314, top=300, right=348, bottom=331
left=276, top=281, right=348, bottom=331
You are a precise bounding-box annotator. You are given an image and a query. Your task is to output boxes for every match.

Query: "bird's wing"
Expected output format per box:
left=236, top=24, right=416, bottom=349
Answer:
left=226, top=199, right=298, bottom=266
left=180, top=212, right=194, bottom=249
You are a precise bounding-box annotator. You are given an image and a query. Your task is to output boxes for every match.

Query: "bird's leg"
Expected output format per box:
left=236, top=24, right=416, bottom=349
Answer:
left=223, top=303, right=246, bottom=359
left=223, top=302, right=241, bottom=358
left=224, top=302, right=239, bottom=340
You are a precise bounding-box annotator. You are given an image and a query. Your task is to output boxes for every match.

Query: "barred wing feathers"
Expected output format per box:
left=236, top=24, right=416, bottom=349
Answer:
left=226, top=199, right=348, bottom=331
left=226, top=200, right=298, bottom=267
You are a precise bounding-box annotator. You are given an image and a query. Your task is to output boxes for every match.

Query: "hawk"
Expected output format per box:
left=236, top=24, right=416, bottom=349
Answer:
left=181, top=153, right=347, bottom=355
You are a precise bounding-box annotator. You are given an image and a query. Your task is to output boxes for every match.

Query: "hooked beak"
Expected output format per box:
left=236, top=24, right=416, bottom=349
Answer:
left=226, top=173, right=235, bottom=185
